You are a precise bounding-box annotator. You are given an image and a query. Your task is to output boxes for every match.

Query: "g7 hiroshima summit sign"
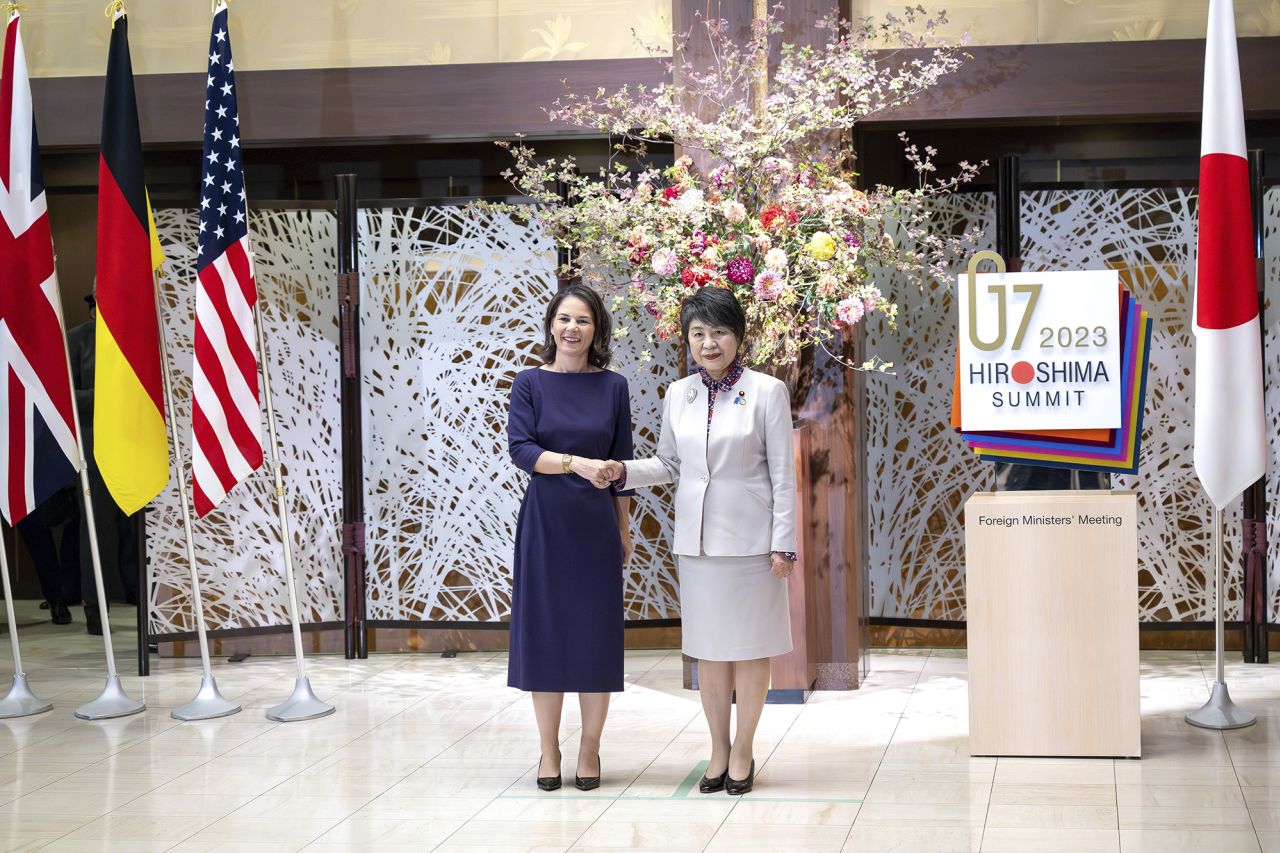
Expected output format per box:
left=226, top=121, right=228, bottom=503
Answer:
left=957, top=251, right=1122, bottom=432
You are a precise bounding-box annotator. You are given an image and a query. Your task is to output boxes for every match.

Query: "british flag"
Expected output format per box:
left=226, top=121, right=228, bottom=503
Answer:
left=0, top=13, right=80, bottom=525
left=190, top=2, right=263, bottom=516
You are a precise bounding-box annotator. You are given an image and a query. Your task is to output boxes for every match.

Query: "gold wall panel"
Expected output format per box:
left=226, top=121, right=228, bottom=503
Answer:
left=851, top=0, right=1278, bottom=45
left=854, top=0, right=1039, bottom=47
left=21, top=0, right=671, bottom=78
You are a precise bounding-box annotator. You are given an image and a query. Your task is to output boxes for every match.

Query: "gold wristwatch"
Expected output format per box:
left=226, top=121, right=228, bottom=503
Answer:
left=562, top=453, right=573, bottom=474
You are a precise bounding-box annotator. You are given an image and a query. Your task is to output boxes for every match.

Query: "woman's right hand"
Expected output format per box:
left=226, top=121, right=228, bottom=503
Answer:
left=570, top=457, right=614, bottom=488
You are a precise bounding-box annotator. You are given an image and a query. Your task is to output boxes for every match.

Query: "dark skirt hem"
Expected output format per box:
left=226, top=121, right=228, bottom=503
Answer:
left=508, top=679, right=623, bottom=694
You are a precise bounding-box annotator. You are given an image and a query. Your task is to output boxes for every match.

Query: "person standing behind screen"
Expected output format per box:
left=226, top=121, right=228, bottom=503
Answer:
left=506, top=283, right=635, bottom=792
left=67, top=291, right=142, bottom=634
left=605, top=286, right=796, bottom=796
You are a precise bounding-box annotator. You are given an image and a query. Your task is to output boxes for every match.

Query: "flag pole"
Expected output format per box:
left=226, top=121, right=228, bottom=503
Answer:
left=155, top=271, right=240, bottom=721
left=253, top=293, right=334, bottom=723
left=61, top=324, right=145, bottom=721
left=0, top=530, right=52, bottom=718
left=1186, top=505, right=1256, bottom=729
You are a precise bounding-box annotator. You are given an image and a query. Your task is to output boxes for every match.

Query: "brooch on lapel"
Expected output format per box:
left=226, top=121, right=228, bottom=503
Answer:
left=686, top=387, right=698, bottom=404
left=732, top=390, right=746, bottom=405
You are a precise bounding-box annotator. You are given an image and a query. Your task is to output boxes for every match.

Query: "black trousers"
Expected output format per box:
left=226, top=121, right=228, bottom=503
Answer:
left=15, top=487, right=81, bottom=609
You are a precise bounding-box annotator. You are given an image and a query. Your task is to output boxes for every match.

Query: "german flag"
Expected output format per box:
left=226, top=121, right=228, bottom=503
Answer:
left=94, top=9, right=168, bottom=515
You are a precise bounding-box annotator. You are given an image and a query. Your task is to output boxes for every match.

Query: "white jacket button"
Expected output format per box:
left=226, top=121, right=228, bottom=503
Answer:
left=700, top=475, right=709, bottom=483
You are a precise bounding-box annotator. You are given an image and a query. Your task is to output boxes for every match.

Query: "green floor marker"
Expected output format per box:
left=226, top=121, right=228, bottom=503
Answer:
left=673, top=760, right=710, bottom=799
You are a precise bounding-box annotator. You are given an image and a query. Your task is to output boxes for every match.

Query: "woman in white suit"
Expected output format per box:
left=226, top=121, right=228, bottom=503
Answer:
left=606, top=287, right=796, bottom=796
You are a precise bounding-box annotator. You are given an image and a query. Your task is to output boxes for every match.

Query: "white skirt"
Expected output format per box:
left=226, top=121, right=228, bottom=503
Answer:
left=678, top=554, right=792, bottom=661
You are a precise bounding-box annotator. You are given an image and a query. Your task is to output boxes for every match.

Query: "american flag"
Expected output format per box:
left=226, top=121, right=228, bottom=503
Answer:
left=0, top=13, right=80, bottom=525
left=191, top=2, right=263, bottom=516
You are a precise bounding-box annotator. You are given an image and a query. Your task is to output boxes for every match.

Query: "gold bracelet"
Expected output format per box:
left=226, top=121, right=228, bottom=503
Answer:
left=562, top=453, right=573, bottom=474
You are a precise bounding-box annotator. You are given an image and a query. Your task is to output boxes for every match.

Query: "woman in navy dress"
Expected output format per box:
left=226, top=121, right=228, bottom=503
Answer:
left=507, top=283, right=634, bottom=792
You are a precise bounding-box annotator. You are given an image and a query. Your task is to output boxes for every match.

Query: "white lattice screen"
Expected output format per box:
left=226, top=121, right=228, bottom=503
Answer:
left=358, top=206, right=681, bottom=624
left=146, top=190, right=1280, bottom=634
left=867, top=187, right=1280, bottom=623
left=148, top=207, right=344, bottom=634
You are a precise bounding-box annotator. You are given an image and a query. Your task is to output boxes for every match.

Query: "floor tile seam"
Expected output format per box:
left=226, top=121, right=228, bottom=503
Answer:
left=428, top=795, right=502, bottom=852
left=3, top=798, right=103, bottom=850
left=723, top=670, right=815, bottom=846
left=841, top=647, right=933, bottom=850
left=17, top=739, right=179, bottom=811
left=216, top=680, right=473, bottom=839
left=566, top=693, right=704, bottom=848
left=1112, top=749, right=1121, bottom=837
left=158, top=810, right=239, bottom=852
left=340, top=680, right=525, bottom=851
left=1226, top=731, right=1267, bottom=849
left=626, top=650, right=676, bottom=681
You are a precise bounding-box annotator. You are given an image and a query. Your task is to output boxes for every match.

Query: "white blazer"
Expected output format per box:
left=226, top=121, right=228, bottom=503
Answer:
left=626, top=367, right=797, bottom=557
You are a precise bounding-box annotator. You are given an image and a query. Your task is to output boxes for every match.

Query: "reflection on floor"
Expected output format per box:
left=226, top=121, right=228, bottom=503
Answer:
left=1, top=600, right=1279, bottom=852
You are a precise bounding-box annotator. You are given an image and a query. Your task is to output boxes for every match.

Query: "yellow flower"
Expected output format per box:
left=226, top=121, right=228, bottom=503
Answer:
left=806, top=231, right=837, bottom=261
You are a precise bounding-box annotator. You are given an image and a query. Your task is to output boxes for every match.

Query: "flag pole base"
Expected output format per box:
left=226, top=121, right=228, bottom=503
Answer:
left=74, top=675, right=145, bottom=720
left=1186, top=681, right=1256, bottom=730
left=0, top=675, right=53, bottom=719
left=171, top=675, right=241, bottom=721
left=265, top=676, right=334, bottom=723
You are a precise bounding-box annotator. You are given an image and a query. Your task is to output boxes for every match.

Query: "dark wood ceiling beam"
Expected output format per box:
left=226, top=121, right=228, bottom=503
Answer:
left=867, top=37, right=1280, bottom=127
left=30, top=36, right=1280, bottom=150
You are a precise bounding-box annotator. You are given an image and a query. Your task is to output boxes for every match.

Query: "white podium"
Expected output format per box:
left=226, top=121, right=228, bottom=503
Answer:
left=965, top=490, right=1140, bottom=758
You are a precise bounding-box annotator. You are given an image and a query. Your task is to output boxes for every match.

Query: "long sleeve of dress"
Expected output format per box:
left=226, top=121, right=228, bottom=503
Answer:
left=609, top=378, right=636, bottom=497
left=507, top=371, right=546, bottom=473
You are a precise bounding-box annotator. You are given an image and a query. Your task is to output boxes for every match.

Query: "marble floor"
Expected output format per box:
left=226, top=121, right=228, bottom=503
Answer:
left=1, top=602, right=1279, bottom=852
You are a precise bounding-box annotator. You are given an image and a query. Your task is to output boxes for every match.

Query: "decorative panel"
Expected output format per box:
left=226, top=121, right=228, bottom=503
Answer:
left=358, top=206, right=679, bottom=624
left=26, top=0, right=671, bottom=78
left=1265, top=185, right=1280, bottom=623
left=868, top=187, right=1279, bottom=624
left=865, top=193, right=997, bottom=621
left=147, top=207, right=343, bottom=634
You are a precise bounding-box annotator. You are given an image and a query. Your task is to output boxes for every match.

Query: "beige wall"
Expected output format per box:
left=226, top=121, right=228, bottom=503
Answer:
left=22, top=0, right=673, bottom=78
left=852, top=0, right=1280, bottom=45
left=15, top=1, right=1274, bottom=79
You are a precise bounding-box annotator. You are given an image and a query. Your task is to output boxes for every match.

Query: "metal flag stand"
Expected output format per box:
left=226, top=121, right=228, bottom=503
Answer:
left=154, top=275, right=241, bottom=722
left=1186, top=506, right=1256, bottom=730
left=61, top=320, right=145, bottom=722
left=253, top=301, right=334, bottom=723
left=0, top=532, right=53, bottom=718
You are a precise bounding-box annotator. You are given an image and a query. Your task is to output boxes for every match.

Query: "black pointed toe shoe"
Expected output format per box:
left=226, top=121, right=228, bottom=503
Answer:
left=699, top=768, right=728, bottom=793
left=725, top=760, right=755, bottom=796
left=575, top=756, right=601, bottom=791
left=536, top=755, right=562, bottom=791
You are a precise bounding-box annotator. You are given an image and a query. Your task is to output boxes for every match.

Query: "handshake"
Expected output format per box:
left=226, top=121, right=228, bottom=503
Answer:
left=576, top=459, right=625, bottom=489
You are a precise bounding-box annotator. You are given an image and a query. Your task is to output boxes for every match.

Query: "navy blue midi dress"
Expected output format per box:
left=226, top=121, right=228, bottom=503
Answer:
left=506, top=367, right=634, bottom=693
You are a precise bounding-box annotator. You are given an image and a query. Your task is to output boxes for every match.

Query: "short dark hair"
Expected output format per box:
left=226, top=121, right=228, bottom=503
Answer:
left=680, top=287, right=746, bottom=347
left=540, top=283, right=614, bottom=369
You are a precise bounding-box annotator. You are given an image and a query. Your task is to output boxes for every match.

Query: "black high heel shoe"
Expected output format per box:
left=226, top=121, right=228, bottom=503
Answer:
left=725, top=760, right=755, bottom=796
left=536, top=755, right=562, bottom=791
left=575, top=755, right=601, bottom=791
left=699, top=767, right=728, bottom=794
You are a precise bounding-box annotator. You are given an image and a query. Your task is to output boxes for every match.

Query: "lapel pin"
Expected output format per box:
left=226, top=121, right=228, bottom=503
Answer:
left=733, top=390, right=746, bottom=405
left=686, top=387, right=698, bottom=404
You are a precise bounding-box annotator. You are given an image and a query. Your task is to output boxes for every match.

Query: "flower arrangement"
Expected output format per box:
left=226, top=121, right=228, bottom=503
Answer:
left=481, top=5, right=984, bottom=368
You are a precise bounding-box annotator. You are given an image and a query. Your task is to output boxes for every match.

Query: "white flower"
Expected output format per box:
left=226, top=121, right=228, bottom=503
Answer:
left=721, top=200, right=747, bottom=222
left=764, top=248, right=788, bottom=271
left=674, top=187, right=705, bottom=213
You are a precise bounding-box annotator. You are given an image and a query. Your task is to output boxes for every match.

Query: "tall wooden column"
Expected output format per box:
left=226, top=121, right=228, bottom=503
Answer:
left=672, top=0, right=867, bottom=692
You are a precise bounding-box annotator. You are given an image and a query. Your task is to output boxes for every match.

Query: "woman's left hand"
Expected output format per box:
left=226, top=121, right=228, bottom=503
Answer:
left=770, top=552, right=794, bottom=579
